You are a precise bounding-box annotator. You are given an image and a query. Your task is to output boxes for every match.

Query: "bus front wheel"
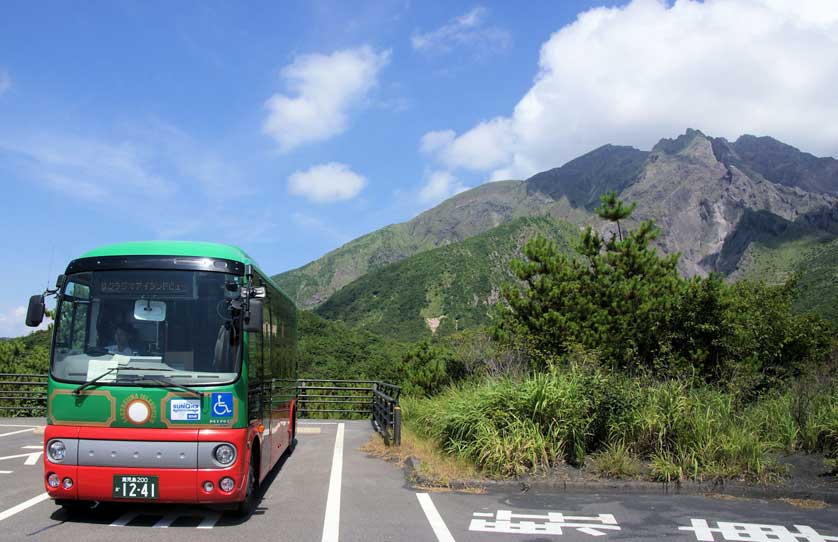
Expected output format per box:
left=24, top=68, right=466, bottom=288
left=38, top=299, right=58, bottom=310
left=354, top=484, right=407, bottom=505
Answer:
left=233, top=459, right=257, bottom=517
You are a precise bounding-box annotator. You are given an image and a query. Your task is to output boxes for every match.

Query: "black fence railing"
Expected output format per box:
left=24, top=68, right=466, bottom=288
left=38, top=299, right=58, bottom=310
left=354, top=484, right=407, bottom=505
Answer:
left=295, top=379, right=401, bottom=445
left=0, top=374, right=402, bottom=446
left=0, top=373, right=48, bottom=415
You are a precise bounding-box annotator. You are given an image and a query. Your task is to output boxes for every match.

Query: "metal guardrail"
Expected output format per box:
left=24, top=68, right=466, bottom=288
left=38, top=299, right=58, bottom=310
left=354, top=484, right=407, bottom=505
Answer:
left=0, top=373, right=48, bottom=415
left=0, top=374, right=402, bottom=446
left=296, top=379, right=401, bottom=445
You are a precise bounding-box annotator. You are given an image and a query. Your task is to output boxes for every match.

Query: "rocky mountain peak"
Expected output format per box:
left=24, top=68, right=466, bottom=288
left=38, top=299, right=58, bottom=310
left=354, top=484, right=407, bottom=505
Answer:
left=275, top=129, right=838, bottom=310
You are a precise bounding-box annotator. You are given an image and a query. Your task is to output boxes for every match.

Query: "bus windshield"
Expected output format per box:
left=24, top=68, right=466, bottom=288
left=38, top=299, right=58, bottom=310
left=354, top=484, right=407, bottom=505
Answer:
left=51, top=269, right=243, bottom=386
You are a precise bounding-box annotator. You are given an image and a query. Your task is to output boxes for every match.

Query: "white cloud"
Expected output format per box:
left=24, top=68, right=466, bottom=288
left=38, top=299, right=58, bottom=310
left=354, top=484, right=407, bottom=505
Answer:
left=424, top=0, right=838, bottom=180
left=0, top=305, right=49, bottom=338
left=0, top=70, right=9, bottom=95
left=263, top=46, right=390, bottom=152
left=419, top=130, right=456, bottom=154
left=291, top=212, right=351, bottom=244
left=419, top=170, right=469, bottom=204
left=0, top=124, right=251, bottom=239
left=2, top=135, right=174, bottom=202
left=412, top=6, right=511, bottom=56
left=288, top=162, right=367, bottom=203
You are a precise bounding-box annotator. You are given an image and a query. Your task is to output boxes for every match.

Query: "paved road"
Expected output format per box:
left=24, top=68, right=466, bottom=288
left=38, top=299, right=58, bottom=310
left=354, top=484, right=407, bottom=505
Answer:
left=0, top=419, right=835, bottom=541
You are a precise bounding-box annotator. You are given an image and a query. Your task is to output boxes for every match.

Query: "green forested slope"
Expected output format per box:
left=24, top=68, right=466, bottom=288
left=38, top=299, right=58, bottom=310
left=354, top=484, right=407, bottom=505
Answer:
left=0, top=329, right=51, bottom=373
left=316, top=216, right=580, bottom=342
left=736, top=233, right=838, bottom=325
left=273, top=181, right=567, bottom=309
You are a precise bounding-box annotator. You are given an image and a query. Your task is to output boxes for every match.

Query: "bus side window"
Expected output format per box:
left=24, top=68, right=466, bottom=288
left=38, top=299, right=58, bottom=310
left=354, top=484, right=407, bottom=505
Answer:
left=247, top=278, right=264, bottom=421
left=269, top=298, right=283, bottom=379
left=262, top=297, right=272, bottom=381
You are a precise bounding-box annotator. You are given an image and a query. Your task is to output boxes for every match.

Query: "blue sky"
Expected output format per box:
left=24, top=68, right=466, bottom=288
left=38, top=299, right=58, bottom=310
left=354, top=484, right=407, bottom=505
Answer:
left=2, top=0, right=837, bottom=336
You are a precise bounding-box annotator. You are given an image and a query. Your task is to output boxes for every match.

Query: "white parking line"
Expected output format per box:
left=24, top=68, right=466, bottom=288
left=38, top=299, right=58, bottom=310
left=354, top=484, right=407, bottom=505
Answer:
left=0, top=452, right=42, bottom=462
left=417, top=493, right=456, bottom=542
left=321, top=422, right=344, bottom=542
left=110, top=512, right=139, bottom=527
left=153, top=513, right=179, bottom=528
left=299, top=421, right=340, bottom=425
left=197, top=512, right=221, bottom=529
left=0, top=492, right=50, bottom=522
left=0, top=428, right=35, bottom=438
left=0, top=425, right=39, bottom=428
left=22, top=446, right=43, bottom=450
left=24, top=452, right=42, bottom=465
left=0, top=471, right=12, bottom=474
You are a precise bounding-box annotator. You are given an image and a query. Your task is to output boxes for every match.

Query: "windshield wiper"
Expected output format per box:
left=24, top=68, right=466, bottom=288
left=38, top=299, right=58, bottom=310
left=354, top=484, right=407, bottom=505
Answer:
left=72, top=365, right=174, bottom=395
left=130, top=376, right=204, bottom=399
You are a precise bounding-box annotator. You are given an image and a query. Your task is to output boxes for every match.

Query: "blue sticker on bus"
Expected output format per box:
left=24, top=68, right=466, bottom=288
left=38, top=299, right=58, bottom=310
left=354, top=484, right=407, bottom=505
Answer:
left=211, top=393, right=234, bottom=418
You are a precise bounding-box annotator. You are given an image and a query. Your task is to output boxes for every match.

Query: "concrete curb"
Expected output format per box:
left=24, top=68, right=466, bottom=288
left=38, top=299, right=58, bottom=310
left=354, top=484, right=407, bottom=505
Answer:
left=402, top=456, right=838, bottom=505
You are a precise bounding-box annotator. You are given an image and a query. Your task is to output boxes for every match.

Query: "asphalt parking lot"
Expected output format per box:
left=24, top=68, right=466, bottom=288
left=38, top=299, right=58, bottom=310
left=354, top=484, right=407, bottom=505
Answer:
left=0, top=419, right=835, bottom=542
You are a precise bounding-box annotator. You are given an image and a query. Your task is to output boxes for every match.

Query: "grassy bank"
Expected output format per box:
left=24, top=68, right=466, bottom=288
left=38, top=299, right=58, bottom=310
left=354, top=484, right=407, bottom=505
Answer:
left=403, top=367, right=838, bottom=483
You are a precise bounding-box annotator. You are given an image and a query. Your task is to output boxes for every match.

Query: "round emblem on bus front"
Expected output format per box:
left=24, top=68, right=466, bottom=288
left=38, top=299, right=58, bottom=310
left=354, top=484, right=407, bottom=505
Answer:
left=126, top=399, right=152, bottom=424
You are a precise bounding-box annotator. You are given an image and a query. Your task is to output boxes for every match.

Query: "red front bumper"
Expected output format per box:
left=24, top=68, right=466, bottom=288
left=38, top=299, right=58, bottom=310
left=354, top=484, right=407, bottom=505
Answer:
left=43, top=425, right=253, bottom=504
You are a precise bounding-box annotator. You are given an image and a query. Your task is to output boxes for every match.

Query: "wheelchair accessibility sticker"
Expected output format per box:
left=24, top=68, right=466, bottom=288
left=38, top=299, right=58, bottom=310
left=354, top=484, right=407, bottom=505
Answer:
left=211, top=393, right=234, bottom=418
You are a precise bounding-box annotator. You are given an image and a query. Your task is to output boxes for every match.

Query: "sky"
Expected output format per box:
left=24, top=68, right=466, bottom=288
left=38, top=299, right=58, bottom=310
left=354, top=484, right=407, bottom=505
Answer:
left=1, top=0, right=837, bottom=337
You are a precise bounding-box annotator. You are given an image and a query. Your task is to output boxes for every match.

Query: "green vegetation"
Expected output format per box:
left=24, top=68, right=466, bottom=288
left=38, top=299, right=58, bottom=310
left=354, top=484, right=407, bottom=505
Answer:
left=397, top=193, right=836, bottom=483
left=737, top=233, right=838, bottom=326
left=317, top=216, right=579, bottom=342
left=0, top=329, right=51, bottom=374
left=495, top=193, right=832, bottom=393
left=298, top=310, right=408, bottom=383
left=404, top=363, right=838, bottom=481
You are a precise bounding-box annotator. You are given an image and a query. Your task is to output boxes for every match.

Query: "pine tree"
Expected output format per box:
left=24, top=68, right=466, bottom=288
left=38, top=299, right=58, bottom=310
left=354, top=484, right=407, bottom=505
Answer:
left=497, top=193, right=683, bottom=373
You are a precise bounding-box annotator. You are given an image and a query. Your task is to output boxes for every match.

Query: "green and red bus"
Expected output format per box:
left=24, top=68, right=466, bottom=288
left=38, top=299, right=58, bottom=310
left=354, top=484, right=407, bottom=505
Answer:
left=25, top=241, right=297, bottom=515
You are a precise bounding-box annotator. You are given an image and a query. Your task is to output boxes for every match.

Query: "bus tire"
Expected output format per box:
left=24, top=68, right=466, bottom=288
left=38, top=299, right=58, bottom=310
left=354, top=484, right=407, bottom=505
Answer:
left=233, top=457, right=257, bottom=518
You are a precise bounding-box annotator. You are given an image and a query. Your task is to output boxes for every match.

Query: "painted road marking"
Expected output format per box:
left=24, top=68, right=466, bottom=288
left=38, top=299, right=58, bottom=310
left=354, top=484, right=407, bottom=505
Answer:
left=22, top=445, right=42, bottom=450
left=153, top=512, right=179, bottom=528
left=321, top=422, right=345, bottom=542
left=469, top=510, right=620, bottom=536
left=24, top=452, right=42, bottom=465
left=679, top=519, right=838, bottom=541
left=110, top=512, right=139, bottom=527
left=197, top=512, right=221, bottom=529
left=417, top=493, right=456, bottom=542
left=0, top=424, right=39, bottom=428
left=0, top=471, right=12, bottom=474
left=0, top=452, right=43, bottom=465
left=297, top=427, right=322, bottom=434
left=0, top=428, right=35, bottom=438
left=0, top=492, right=50, bottom=522
left=299, top=421, right=340, bottom=425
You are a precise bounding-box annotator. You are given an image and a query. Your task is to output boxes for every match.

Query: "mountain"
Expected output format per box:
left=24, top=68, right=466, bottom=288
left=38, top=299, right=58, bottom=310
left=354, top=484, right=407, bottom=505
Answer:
left=526, top=144, right=648, bottom=209
left=722, top=135, right=838, bottom=195
left=620, top=129, right=836, bottom=276
left=275, top=129, right=838, bottom=316
left=275, top=180, right=579, bottom=308
left=315, top=216, right=579, bottom=341
left=727, top=213, right=838, bottom=324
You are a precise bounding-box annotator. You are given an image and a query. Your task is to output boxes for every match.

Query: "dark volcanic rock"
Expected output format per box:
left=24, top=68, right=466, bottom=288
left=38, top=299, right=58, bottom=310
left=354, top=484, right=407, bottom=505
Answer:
left=525, top=144, right=648, bottom=210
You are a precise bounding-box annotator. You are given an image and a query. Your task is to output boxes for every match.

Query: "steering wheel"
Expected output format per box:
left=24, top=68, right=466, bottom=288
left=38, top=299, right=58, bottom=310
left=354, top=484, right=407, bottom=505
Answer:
left=85, top=346, right=110, bottom=357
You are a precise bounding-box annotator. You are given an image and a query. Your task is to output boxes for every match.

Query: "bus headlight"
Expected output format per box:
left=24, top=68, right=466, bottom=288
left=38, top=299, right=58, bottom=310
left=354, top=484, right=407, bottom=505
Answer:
left=47, top=440, right=66, bottom=462
left=213, top=444, right=236, bottom=465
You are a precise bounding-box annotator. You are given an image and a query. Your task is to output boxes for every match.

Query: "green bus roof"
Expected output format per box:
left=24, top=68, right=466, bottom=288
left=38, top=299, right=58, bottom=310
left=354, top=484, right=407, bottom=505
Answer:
left=78, top=241, right=292, bottom=304
left=81, top=241, right=254, bottom=264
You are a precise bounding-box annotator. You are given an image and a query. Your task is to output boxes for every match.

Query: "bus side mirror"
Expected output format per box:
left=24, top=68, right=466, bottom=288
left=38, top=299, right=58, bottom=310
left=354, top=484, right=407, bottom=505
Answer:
left=25, top=295, right=45, bottom=327
left=243, top=299, right=263, bottom=333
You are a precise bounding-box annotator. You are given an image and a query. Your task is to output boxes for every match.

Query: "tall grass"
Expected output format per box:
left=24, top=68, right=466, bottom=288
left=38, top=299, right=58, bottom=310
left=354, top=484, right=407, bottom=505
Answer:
left=403, top=366, right=838, bottom=481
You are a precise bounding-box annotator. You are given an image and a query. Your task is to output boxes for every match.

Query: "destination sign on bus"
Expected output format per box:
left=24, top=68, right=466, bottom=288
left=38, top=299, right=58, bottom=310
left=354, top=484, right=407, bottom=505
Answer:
left=98, top=278, right=190, bottom=296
